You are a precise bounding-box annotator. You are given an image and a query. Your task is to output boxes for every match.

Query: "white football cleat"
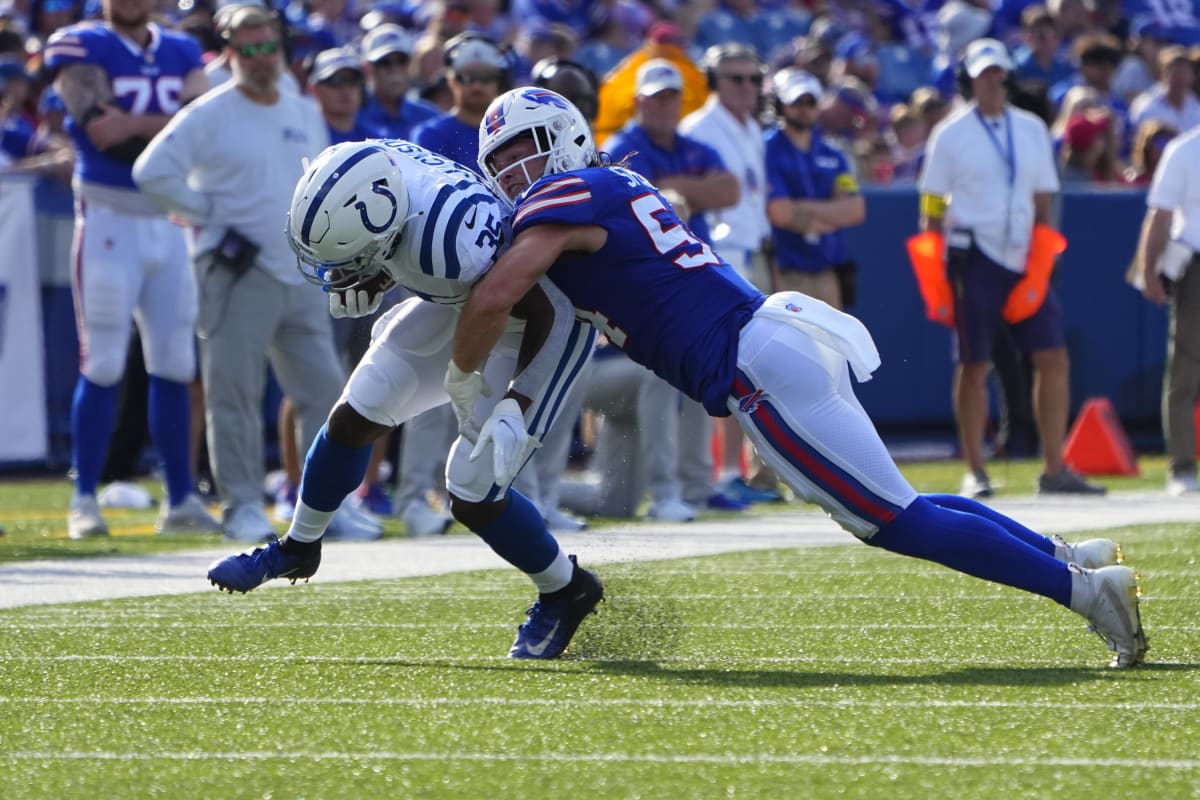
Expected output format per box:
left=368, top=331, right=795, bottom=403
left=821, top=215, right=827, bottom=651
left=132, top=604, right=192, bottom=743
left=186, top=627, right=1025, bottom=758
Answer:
left=326, top=500, right=384, bottom=541
left=401, top=499, right=452, bottom=537
left=1069, top=564, right=1148, bottom=668
left=1053, top=535, right=1122, bottom=569
left=68, top=493, right=109, bottom=540
left=157, top=493, right=223, bottom=535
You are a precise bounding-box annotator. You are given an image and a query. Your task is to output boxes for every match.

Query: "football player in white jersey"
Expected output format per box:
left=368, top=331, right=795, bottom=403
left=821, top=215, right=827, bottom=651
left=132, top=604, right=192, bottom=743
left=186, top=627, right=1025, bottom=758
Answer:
left=46, top=0, right=218, bottom=540
left=207, top=139, right=602, bottom=659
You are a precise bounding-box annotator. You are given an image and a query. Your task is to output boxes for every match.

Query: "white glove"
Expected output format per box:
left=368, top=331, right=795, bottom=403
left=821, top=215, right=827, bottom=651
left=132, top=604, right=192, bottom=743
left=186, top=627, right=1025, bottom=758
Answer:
left=444, top=361, right=492, bottom=440
left=329, top=287, right=384, bottom=319
left=469, top=398, right=540, bottom=486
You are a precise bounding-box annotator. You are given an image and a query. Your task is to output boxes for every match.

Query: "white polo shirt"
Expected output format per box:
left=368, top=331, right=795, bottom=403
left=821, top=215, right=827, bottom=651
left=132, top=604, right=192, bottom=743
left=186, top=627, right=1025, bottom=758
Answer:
left=918, top=102, right=1059, bottom=272
left=1131, top=84, right=1200, bottom=134
left=1148, top=126, right=1200, bottom=251
left=679, top=96, right=770, bottom=255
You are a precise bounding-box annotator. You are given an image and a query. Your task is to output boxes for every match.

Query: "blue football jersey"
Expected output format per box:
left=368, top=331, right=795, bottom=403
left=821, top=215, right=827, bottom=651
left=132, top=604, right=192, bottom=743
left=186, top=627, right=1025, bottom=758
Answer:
left=512, top=166, right=765, bottom=416
left=45, top=22, right=203, bottom=190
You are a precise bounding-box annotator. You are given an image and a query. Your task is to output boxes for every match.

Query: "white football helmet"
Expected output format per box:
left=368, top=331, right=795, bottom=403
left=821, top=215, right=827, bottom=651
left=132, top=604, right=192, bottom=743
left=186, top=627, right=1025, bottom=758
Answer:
left=477, top=87, right=596, bottom=203
left=288, top=141, right=411, bottom=291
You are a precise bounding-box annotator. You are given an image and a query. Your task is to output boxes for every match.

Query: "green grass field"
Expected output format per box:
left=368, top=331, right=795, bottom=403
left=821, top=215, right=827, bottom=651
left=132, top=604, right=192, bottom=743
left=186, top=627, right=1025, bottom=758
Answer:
left=0, top=461, right=1196, bottom=798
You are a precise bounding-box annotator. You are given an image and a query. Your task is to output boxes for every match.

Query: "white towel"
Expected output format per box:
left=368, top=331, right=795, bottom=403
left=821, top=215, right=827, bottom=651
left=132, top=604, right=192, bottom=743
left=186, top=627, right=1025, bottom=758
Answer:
left=755, top=293, right=882, bottom=382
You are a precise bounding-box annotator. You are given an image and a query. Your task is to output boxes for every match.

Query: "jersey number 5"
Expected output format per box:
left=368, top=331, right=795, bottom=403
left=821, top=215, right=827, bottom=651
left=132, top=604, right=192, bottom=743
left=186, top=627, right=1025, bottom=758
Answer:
left=631, top=193, right=720, bottom=270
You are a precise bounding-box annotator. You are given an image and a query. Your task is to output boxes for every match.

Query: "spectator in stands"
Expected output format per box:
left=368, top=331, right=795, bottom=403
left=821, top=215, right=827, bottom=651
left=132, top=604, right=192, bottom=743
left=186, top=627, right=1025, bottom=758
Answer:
left=1052, top=33, right=1127, bottom=123
left=512, top=20, right=576, bottom=83
left=1134, top=125, right=1200, bottom=495
left=1013, top=5, right=1075, bottom=93
left=910, top=85, right=951, bottom=131
left=530, top=55, right=599, bottom=124
left=358, top=23, right=439, bottom=140
left=132, top=4, right=379, bottom=542
left=765, top=69, right=866, bottom=309
left=889, top=102, right=929, bottom=181
left=309, top=47, right=373, bottom=143
left=693, top=0, right=809, bottom=66
left=917, top=38, right=1105, bottom=498
left=594, top=21, right=707, bottom=146
left=1131, top=45, right=1200, bottom=133
left=1123, top=118, right=1176, bottom=184
left=1059, top=108, right=1122, bottom=182
left=1050, top=84, right=1101, bottom=144
left=1114, top=18, right=1170, bottom=104
left=829, top=33, right=881, bottom=100
left=573, top=0, right=646, bottom=79
left=1046, top=0, right=1095, bottom=49
left=818, top=76, right=882, bottom=177
left=46, top=0, right=220, bottom=540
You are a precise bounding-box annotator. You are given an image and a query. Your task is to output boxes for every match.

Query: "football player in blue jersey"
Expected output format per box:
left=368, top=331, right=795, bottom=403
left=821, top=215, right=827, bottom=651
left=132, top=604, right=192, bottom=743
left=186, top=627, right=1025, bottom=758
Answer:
left=448, top=87, right=1149, bottom=669
left=45, top=0, right=219, bottom=540
left=205, top=138, right=603, bottom=660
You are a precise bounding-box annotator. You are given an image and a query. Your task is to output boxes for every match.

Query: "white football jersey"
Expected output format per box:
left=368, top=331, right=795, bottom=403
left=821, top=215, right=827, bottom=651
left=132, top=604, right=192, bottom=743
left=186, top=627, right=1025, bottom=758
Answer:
left=378, top=139, right=509, bottom=305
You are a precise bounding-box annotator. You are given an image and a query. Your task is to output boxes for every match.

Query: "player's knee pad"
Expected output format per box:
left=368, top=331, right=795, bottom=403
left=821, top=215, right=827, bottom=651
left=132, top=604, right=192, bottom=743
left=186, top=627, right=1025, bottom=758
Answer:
left=143, top=339, right=196, bottom=385
left=80, top=346, right=128, bottom=387
left=342, top=347, right=420, bottom=427
left=445, top=435, right=506, bottom=504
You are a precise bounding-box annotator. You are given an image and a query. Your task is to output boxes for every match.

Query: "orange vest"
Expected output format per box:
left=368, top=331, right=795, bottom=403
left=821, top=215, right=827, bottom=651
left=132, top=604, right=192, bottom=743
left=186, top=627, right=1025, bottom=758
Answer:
left=594, top=44, right=708, bottom=146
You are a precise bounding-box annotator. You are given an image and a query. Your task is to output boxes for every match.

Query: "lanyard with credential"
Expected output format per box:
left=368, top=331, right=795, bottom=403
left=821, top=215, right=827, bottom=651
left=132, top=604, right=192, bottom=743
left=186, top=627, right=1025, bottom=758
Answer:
left=974, top=107, right=1015, bottom=187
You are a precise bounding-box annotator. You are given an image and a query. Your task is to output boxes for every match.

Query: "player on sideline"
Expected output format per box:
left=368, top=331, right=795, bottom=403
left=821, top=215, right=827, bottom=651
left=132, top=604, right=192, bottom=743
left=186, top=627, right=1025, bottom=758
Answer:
left=205, top=139, right=602, bottom=659
left=448, top=87, right=1148, bottom=668
left=45, top=0, right=219, bottom=539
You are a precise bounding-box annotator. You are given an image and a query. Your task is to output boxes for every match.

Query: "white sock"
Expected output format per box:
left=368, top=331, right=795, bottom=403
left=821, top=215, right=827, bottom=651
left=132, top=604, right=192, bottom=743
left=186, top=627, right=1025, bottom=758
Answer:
left=288, top=499, right=336, bottom=543
left=528, top=549, right=574, bottom=594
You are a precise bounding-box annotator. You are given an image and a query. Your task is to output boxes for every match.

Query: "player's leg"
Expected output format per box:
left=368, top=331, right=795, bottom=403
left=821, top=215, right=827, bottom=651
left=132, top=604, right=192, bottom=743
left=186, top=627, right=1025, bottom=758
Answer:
left=136, top=220, right=220, bottom=533
left=269, top=282, right=380, bottom=540
left=68, top=203, right=140, bottom=539
left=731, top=316, right=1144, bottom=665
left=447, top=320, right=600, bottom=658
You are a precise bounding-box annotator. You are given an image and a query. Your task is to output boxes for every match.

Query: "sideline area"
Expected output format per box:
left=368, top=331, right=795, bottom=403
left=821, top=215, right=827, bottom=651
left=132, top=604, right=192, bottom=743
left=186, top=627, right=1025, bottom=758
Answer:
left=1, top=490, right=1195, bottom=610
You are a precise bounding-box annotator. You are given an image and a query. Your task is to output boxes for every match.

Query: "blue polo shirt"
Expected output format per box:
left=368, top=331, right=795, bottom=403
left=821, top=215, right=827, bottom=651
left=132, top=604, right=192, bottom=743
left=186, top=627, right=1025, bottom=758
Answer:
left=604, top=122, right=728, bottom=244
left=357, top=94, right=439, bottom=140
left=411, top=113, right=482, bottom=173
left=764, top=126, right=857, bottom=272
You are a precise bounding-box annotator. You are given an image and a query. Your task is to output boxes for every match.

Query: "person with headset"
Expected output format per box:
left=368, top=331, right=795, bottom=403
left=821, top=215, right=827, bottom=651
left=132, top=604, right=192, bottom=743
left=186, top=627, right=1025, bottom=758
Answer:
left=918, top=38, right=1104, bottom=499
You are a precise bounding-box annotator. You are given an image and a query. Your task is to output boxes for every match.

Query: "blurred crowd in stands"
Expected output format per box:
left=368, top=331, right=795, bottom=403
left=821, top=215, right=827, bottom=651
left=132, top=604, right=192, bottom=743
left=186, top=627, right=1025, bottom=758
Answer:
left=3, top=0, right=1200, bottom=187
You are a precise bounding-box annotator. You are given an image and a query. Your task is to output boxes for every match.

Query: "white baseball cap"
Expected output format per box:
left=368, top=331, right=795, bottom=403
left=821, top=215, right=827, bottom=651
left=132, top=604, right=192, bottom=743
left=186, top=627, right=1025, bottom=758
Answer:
left=636, top=59, right=683, bottom=96
left=362, top=24, right=414, bottom=63
left=311, top=47, right=363, bottom=83
left=775, top=68, right=823, bottom=105
left=963, top=38, right=1014, bottom=78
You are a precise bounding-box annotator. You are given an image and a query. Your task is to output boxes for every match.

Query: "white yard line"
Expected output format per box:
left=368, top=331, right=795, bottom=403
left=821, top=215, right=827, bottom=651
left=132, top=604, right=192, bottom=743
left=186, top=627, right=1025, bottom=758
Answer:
left=1, top=491, right=1195, bottom=611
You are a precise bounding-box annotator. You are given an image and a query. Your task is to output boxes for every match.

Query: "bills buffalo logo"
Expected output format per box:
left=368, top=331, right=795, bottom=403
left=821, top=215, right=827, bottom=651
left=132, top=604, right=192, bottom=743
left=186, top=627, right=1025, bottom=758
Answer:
left=738, top=389, right=768, bottom=414
left=484, top=104, right=507, bottom=135
left=785, top=302, right=802, bottom=313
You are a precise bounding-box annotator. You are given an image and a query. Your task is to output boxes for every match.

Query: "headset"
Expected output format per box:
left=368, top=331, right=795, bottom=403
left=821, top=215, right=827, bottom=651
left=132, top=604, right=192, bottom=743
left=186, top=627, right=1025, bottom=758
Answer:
left=955, top=57, right=1019, bottom=100
left=701, top=42, right=764, bottom=90
left=443, top=31, right=516, bottom=91
left=530, top=56, right=599, bottom=124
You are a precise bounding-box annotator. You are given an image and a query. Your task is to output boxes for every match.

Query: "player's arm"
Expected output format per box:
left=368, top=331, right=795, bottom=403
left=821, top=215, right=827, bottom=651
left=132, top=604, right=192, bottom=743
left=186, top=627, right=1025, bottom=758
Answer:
left=179, top=67, right=209, bottom=106
left=451, top=223, right=605, bottom=375
left=654, top=169, right=740, bottom=213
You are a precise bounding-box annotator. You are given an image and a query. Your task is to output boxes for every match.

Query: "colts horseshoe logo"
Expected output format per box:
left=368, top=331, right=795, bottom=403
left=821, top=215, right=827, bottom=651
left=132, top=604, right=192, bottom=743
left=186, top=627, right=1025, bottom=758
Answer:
left=355, top=178, right=398, bottom=233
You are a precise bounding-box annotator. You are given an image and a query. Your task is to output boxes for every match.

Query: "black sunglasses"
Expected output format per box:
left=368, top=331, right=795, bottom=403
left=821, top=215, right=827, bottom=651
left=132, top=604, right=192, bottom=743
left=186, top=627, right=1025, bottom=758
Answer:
left=720, top=72, right=763, bottom=86
left=374, top=54, right=410, bottom=69
left=321, top=72, right=363, bottom=87
left=455, top=71, right=503, bottom=85
left=234, top=39, right=281, bottom=59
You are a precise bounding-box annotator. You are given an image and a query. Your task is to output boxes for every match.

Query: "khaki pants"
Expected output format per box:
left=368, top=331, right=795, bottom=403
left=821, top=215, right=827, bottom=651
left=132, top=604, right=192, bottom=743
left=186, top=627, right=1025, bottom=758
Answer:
left=1165, top=257, right=1200, bottom=477
left=775, top=268, right=843, bottom=310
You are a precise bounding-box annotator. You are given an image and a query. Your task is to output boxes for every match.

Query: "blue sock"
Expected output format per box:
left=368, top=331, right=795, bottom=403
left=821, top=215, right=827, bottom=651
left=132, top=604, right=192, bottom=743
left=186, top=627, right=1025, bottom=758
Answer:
left=298, top=425, right=372, bottom=512
left=926, top=493, right=1055, bottom=556
left=869, top=496, right=1072, bottom=606
left=148, top=376, right=193, bottom=506
left=471, top=489, right=559, bottom=575
left=70, top=377, right=118, bottom=497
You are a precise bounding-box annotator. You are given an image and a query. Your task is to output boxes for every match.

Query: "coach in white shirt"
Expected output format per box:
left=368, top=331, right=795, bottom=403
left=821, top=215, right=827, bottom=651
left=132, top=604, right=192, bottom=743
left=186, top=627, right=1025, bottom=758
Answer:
left=918, top=37, right=1103, bottom=499
left=680, top=43, right=770, bottom=291
left=1135, top=126, right=1200, bottom=495
left=133, top=6, right=378, bottom=542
